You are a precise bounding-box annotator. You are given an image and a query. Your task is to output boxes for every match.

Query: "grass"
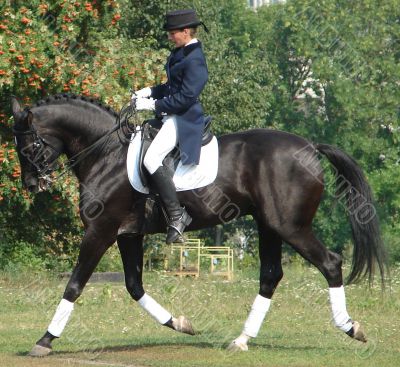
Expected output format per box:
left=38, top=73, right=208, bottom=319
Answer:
left=0, top=264, right=399, bottom=367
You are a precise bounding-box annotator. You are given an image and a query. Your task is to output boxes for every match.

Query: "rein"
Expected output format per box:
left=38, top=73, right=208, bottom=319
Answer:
left=61, top=101, right=140, bottom=176
left=57, top=123, right=120, bottom=179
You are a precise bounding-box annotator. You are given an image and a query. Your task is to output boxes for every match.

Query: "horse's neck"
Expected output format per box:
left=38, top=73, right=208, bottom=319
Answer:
left=38, top=104, right=119, bottom=180
left=44, top=104, right=114, bottom=154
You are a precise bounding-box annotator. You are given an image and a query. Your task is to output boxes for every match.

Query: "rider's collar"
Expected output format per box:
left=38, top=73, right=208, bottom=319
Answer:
left=184, top=38, right=198, bottom=47
left=183, top=41, right=201, bottom=56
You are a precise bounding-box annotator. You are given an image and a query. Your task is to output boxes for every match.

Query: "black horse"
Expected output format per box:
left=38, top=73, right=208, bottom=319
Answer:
left=11, top=94, right=385, bottom=356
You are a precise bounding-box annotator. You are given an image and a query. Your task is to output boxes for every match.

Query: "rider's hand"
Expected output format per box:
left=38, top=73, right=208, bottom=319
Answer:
left=132, top=87, right=152, bottom=100
left=135, top=97, right=155, bottom=111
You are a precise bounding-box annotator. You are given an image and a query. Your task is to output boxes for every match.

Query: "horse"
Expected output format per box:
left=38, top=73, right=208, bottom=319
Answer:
left=10, top=93, right=386, bottom=356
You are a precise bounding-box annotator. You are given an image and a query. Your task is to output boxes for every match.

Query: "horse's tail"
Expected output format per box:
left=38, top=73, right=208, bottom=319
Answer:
left=316, top=143, right=387, bottom=284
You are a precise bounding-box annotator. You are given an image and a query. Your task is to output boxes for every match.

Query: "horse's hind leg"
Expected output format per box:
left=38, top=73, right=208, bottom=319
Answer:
left=117, top=234, right=194, bottom=335
left=29, top=228, right=116, bottom=357
left=228, top=227, right=283, bottom=351
left=281, top=226, right=366, bottom=343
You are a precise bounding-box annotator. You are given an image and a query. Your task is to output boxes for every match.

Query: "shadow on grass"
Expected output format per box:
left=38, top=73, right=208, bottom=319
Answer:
left=17, top=339, right=328, bottom=358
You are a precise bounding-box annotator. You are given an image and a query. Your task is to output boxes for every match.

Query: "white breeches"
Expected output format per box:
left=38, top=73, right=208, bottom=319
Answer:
left=143, top=115, right=178, bottom=175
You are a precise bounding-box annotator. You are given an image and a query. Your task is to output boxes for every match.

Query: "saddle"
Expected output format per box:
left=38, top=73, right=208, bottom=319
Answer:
left=138, top=116, right=214, bottom=188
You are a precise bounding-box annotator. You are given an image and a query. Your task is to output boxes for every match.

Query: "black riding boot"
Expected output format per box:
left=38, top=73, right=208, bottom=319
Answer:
left=150, top=166, right=192, bottom=244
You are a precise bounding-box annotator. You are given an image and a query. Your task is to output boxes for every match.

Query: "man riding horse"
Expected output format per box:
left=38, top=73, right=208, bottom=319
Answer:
left=133, top=9, right=209, bottom=244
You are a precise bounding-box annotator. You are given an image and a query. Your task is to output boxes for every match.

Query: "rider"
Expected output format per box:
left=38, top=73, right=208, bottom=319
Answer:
left=133, top=9, right=209, bottom=244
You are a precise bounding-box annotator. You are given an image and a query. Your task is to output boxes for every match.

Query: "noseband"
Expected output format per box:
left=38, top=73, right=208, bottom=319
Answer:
left=12, top=124, right=61, bottom=185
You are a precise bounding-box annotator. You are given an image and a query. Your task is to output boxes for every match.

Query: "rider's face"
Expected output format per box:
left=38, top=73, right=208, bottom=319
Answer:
left=168, top=29, right=191, bottom=48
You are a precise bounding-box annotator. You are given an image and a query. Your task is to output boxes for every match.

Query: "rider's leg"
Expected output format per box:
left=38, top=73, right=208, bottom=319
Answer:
left=143, top=116, right=178, bottom=174
left=143, top=116, right=192, bottom=243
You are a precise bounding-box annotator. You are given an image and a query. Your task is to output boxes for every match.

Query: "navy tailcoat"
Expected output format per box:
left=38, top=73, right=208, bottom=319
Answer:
left=150, top=41, right=208, bottom=165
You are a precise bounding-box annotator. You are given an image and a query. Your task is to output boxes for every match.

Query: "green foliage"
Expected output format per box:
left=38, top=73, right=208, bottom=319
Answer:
left=95, top=245, right=124, bottom=272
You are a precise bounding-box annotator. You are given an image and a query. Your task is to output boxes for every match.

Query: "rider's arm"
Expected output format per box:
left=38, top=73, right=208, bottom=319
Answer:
left=151, top=84, right=169, bottom=100
left=154, top=55, right=208, bottom=115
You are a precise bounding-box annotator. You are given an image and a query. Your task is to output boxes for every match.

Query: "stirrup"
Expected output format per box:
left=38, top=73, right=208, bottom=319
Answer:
left=166, top=209, right=192, bottom=244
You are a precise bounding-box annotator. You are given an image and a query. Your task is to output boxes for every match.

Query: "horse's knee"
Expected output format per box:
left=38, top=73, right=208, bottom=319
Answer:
left=125, top=279, right=145, bottom=301
left=322, top=252, right=343, bottom=286
left=63, top=282, right=83, bottom=302
left=259, top=267, right=283, bottom=298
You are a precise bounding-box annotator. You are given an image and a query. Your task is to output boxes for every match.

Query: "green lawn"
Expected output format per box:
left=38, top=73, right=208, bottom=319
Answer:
left=0, top=264, right=399, bottom=367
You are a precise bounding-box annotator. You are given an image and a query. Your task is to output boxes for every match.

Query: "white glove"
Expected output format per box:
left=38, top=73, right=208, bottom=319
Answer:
left=132, top=87, right=152, bottom=99
left=135, top=97, right=155, bottom=111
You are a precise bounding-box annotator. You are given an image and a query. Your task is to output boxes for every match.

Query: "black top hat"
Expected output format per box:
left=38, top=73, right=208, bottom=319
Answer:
left=164, top=9, right=208, bottom=32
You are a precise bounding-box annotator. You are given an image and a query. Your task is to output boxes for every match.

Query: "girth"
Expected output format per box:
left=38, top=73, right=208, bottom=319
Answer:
left=138, top=116, right=213, bottom=187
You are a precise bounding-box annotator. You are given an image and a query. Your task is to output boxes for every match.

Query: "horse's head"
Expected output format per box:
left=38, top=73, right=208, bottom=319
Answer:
left=11, top=97, right=63, bottom=193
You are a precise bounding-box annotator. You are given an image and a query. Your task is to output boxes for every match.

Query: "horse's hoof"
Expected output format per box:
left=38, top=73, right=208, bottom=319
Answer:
left=173, top=315, right=195, bottom=335
left=28, top=344, right=52, bottom=357
left=352, top=321, right=367, bottom=343
left=227, top=340, right=249, bottom=352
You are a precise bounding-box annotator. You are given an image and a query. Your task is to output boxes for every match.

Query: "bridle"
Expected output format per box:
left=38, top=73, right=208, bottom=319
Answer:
left=116, top=99, right=142, bottom=143
left=12, top=123, right=61, bottom=186
left=12, top=101, right=140, bottom=185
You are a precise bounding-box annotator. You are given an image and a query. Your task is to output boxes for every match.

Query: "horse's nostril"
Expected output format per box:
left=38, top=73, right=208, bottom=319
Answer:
left=27, top=184, right=38, bottom=193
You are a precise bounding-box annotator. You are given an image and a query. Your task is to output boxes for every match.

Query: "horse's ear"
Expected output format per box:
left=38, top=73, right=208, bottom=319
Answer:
left=27, top=110, right=34, bottom=127
left=11, top=96, right=22, bottom=117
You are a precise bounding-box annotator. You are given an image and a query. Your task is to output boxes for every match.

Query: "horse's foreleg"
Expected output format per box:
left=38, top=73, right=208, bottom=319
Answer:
left=29, top=228, right=116, bottom=357
left=228, top=229, right=283, bottom=352
left=117, top=234, right=194, bottom=335
left=283, top=228, right=367, bottom=343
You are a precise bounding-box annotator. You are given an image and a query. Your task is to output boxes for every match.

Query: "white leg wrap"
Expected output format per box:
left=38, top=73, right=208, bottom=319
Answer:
left=243, top=294, right=271, bottom=338
left=47, top=299, right=74, bottom=337
left=138, top=293, right=172, bottom=325
left=329, top=286, right=353, bottom=332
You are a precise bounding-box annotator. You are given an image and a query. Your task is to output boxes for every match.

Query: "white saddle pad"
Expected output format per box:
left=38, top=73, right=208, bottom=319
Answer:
left=126, top=131, right=219, bottom=194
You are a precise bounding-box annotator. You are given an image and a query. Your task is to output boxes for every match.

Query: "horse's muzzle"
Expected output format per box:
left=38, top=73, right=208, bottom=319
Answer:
left=23, top=175, right=39, bottom=193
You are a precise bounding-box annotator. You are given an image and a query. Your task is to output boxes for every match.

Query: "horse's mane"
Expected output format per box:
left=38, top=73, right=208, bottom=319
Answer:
left=32, top=93, right=119, bottom=117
